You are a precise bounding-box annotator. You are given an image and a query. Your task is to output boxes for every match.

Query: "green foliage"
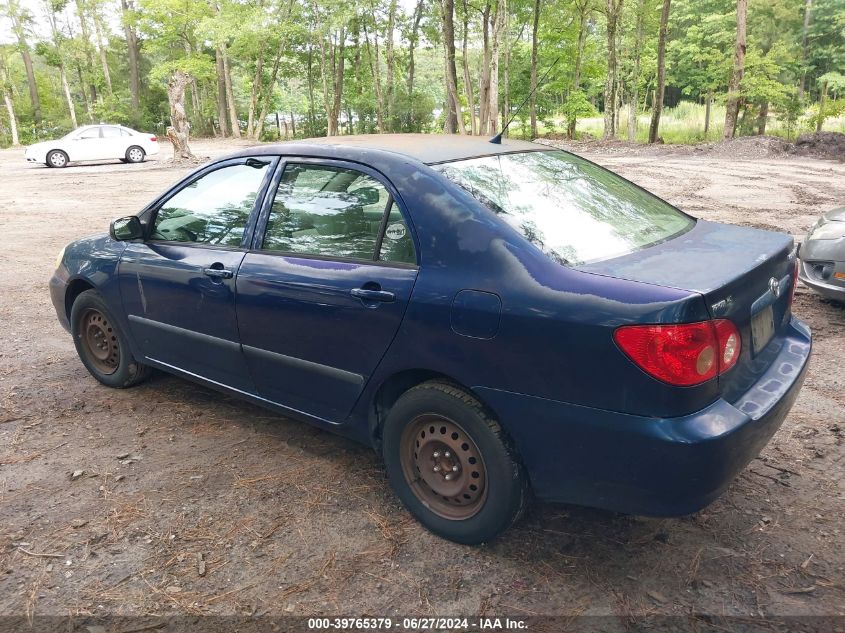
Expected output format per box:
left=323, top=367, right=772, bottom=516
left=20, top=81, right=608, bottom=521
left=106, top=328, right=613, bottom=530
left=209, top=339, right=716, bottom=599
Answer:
left=0, top=0, right=842, bottom=148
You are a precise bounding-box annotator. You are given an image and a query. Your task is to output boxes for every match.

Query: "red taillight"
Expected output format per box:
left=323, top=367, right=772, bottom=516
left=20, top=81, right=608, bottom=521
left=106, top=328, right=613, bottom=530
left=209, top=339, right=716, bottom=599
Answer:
left=614, top=319, right=741, bottom=386
left=150, top=135, right=157, bottom=142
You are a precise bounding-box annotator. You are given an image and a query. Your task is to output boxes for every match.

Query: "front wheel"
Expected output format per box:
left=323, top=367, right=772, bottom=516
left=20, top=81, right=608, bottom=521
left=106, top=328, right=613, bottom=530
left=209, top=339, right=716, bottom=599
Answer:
left=70, top=290, right=151, bottom=388
left=383, top=381, right=528, bottom=544
left=125, top=146, right=145, bottom=163
left=47, top=150, right=69, bottom=168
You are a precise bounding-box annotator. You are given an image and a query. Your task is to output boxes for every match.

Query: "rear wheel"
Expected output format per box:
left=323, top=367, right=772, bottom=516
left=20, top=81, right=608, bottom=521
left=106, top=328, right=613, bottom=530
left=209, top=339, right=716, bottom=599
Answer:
left=47, top=150, right=69, bottom=168
left=70, top=290, right=151, bottom=388
left=383, top=381, right=528, bottom=544
left=125, top=146, right=145, bottom=163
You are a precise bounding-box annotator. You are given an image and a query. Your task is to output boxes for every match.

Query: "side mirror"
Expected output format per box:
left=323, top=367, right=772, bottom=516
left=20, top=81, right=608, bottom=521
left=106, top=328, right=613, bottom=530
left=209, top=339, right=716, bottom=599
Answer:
left=110, top=216, right=143, bottom=241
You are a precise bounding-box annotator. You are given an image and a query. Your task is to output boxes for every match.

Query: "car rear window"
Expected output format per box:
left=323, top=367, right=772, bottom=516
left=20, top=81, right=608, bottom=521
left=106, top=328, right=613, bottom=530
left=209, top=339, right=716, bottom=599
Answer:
left=435, top=150, right=694, bottom=265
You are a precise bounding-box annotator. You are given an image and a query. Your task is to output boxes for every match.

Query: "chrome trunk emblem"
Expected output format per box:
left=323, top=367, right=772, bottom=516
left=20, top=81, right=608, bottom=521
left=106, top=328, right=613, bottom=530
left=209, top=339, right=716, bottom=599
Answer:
left=769, top=277, right=781, bottom=298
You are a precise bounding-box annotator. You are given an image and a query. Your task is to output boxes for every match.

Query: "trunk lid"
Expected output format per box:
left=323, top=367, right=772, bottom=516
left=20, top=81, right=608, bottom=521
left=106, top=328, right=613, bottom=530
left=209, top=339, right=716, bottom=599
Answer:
left=579, top=220, right=797, bottom=401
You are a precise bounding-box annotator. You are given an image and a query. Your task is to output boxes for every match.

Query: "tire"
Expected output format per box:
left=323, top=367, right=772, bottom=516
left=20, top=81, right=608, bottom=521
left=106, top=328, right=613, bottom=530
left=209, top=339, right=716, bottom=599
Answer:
left=70, top=289, right=151, bottom=388
left=47, top=150, right=69, bottom=168
left=125, top=146, right=145, bottom=163
left=382, top=381, right=528, bottom=544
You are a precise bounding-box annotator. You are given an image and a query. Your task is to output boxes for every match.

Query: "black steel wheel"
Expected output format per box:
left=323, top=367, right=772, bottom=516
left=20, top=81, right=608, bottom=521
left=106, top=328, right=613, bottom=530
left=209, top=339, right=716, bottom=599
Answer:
left=70, top=289, right=151, bottom=388
left=383, top=381, right=528, bottom=544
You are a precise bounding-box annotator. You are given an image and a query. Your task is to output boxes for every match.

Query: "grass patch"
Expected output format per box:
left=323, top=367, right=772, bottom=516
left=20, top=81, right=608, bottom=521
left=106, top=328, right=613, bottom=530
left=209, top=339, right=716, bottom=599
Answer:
left=509, top=100, right=845, bottom=143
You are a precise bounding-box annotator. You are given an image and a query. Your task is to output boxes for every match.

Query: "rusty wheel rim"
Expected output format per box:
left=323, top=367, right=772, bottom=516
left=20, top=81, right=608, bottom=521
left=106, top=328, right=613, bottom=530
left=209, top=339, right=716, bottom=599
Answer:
left=400, top=414, right=488, bottom=520
left=78, top=308, right=120, bottom=375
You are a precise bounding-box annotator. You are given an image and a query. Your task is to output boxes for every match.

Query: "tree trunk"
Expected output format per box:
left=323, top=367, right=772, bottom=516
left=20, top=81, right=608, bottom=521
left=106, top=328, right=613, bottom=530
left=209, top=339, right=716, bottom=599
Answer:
left=648, top=0, right=671, bottom=143
left=166, top=71, right=195, bottom=159
left=502, top=0, right=510, bottom=136
left=817, top=80, right=828, bottom=132
left=603, top=0, right=623, bottom=139
left=76, top=63, right=94, bottom=121
left=385, top=0, right=397, bottom=132
left=364, top=24, right=384, bottom=132
left=120, top=0, right=141, bottom=122
left=704, top=90, right=712, bottom=136
left=461, top=0, right=476, bottom=135
left=332, top=29, right=346, bottom=137
left=724, top=0, right=747, bottom=140
left=93, top=12, right=113, bottom=96
left=16, top=40, right=41, bottom=124
left=441, top=0, right=464, bottom=134
left=75, top=0, right=99, bottom=105
left=318, top=33, right=332, bottom=135
left=568, top=0, right=589, bottom=138
left=478, top=3, right=491, bottom=132
left=3, top=92, right=19, bottom=145
left=0, top=55, right=17, bottom=144
left=407, top=0, right=424, bottom=131
left=798, top=0, right=812, bottom=100
left=628, top=0, right=645, bottom=141
left=487, top=0, right=503, bottom=135
left=222, top=46, right=241, bottom=138
left=529, top=0, right=541, bottom=139
left=247, top=41, right=266, bottom=138
left=60, top=66, right=78, bottom=128
left=756, top=100, right=768, bottom=135
left=215, top=48, right=229, bottom=136
left=255, top=37, right=287, bottom=141
left=46, top=6, right=79, bottom=128
left=307, top=43, right=316, bottom=135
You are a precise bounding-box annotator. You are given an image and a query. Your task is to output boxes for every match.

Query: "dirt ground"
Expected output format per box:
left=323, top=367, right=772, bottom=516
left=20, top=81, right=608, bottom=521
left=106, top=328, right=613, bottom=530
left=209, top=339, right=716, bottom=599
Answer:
left=1, top=138, right=844, bottom=628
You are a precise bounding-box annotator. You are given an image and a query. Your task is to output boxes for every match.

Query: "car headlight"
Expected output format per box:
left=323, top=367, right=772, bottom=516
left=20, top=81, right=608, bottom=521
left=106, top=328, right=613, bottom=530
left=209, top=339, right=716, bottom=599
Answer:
left=55, top=245, right=66, bottom=269
left=808, top=221, right=845, bottom=240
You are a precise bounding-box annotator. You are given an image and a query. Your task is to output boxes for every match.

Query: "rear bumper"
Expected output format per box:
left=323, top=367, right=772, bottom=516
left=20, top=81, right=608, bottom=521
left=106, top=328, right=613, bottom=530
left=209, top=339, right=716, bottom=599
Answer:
left=476, top=316, right=812, bottom=516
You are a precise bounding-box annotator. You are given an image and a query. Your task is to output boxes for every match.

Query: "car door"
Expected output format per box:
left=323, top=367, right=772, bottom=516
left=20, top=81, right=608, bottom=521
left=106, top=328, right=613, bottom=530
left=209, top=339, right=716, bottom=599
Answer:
left=118, top=157, right=276, bottom=391
left=235, top=159, right=419, bottom=422
left=68, top=126, right=104, bottom=161
left=101, top=125, right=127, bottom=159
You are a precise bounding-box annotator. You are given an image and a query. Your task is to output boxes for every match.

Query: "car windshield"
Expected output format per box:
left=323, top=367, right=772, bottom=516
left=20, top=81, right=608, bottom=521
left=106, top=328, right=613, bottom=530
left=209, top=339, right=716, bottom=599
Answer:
left=435, top=150, right=694, bottom=265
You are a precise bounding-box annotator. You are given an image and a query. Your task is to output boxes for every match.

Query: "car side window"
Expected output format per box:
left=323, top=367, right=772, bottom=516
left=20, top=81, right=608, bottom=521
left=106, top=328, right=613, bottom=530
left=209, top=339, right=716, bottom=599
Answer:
left=150, top=161, right=270, bottom=247
left=379, top=203, right=415, bottom=264
left=77, top=127, right=101, bottom=139
left=262, top=163, right=391, bottom=261
left=102, top=126, right=122, bottom=138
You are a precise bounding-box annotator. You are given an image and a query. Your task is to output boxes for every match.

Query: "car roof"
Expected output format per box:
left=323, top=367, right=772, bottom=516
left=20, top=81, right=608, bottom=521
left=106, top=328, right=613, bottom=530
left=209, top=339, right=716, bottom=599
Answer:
left=229, top=133, right=550, bottom=165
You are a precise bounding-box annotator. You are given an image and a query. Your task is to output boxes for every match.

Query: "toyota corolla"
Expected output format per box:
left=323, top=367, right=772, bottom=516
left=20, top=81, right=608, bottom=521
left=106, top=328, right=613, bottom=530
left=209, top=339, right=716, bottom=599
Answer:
left=50, top=134, right=811, bottom=544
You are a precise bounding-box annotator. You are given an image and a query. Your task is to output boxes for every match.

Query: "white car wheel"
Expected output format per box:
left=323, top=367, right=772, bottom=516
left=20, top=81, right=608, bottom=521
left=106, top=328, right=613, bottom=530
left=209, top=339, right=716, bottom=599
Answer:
left=47, top=150, right=69, bottom=168
left=126, top=146, right=145, bottom=163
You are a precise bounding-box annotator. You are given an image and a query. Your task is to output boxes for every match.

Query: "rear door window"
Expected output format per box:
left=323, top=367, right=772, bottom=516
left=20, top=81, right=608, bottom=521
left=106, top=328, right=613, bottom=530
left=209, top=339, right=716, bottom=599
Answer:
left=263, top=163, right=400, bottom=261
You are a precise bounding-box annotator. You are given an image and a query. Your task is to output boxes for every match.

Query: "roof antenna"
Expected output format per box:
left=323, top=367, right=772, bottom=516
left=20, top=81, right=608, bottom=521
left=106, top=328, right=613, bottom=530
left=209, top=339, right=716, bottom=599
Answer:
left=490, top=56, right=562, bottom=144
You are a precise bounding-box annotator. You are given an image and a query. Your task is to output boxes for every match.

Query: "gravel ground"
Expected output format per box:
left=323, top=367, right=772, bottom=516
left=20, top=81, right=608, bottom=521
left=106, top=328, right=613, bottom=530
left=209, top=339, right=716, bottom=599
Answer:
left=0, top=139, right=843, bottom=628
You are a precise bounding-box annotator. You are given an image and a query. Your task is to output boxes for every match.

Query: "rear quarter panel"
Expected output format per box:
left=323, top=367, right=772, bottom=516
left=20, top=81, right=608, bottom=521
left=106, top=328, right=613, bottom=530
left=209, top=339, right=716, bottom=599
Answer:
left=352, top=163, right=717, bottom=428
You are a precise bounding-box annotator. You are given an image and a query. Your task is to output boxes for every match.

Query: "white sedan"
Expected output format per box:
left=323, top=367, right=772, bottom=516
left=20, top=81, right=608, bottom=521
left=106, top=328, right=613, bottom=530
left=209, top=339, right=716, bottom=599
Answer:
left=25, top=124, right=160, bottom=168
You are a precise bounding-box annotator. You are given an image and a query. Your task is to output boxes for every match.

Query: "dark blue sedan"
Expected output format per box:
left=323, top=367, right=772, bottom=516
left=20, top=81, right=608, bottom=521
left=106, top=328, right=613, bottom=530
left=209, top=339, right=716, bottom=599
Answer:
left=50, top=134, right=811, bottom=544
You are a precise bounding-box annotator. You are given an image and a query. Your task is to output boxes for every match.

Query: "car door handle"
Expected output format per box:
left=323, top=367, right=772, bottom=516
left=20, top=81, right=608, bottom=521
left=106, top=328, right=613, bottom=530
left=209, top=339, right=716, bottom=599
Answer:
left=203, top=267, right=234, bottom=279
left=350, top=288, right=395, bottom=302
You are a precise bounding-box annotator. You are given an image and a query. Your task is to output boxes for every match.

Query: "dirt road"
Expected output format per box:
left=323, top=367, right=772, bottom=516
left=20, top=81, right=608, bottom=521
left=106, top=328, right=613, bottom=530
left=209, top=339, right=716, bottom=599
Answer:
left=1, top=139, right=843, bottom=626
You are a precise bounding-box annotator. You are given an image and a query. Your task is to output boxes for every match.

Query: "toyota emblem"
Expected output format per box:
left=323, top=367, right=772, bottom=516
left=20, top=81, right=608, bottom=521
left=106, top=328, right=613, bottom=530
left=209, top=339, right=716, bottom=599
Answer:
left=769, top=277, right=781, bottom=298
